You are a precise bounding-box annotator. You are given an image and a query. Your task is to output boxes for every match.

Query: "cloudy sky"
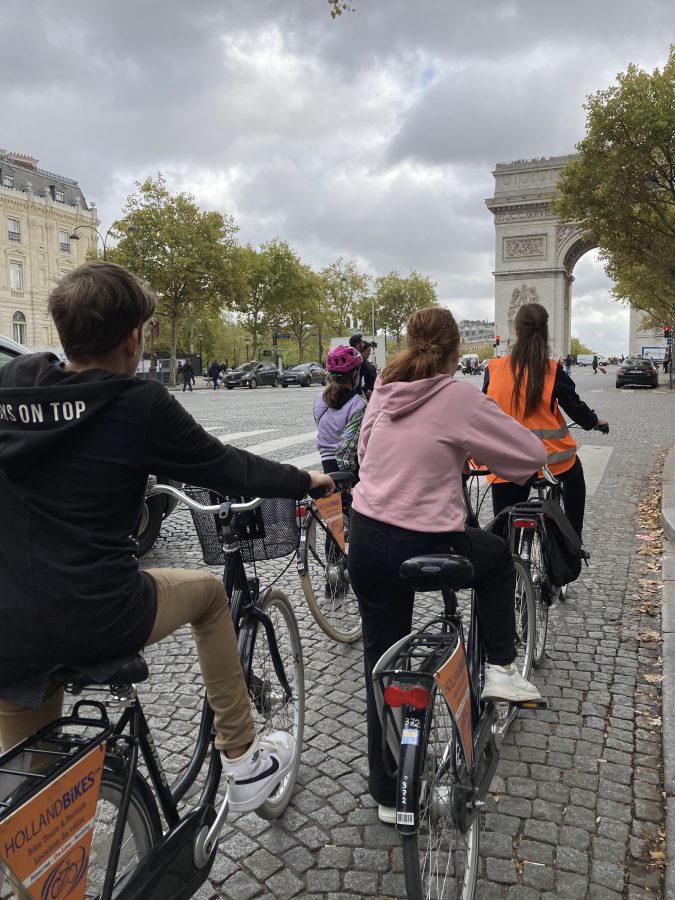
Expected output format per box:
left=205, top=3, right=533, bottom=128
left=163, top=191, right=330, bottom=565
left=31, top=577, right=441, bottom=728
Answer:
left=2, top=0, right=671, bottom=353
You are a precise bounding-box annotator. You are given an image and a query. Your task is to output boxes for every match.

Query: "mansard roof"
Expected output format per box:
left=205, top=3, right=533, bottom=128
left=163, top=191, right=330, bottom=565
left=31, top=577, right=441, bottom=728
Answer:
left=0, top=149, right=91, bottom=210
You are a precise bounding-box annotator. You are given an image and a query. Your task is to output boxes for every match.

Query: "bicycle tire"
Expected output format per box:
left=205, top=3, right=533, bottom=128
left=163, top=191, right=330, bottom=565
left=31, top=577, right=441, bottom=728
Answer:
left=248, top=589, right=305, bottom=819
left=494, top=556, right=536, bottom=735
left=401, top=686, right=480, bottom=900
left=299, top=508, right=362, bottom=643
left=529, top=528, right=549, bottom=667
left=86, top=764, right=162, bottom=897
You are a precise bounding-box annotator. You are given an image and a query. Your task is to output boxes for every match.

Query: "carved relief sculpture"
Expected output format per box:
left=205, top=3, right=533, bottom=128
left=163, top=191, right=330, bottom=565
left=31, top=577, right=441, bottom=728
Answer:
left=504, top=236, right=546, bottom=259
left=507, top=284, right=539, bottom=337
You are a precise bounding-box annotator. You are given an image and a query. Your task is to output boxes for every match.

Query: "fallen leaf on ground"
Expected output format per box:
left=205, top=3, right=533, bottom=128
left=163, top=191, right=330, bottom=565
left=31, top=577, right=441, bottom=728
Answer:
left=644, top=674, right=663, bottom=684
left=638, top=630, right=663, bottom=643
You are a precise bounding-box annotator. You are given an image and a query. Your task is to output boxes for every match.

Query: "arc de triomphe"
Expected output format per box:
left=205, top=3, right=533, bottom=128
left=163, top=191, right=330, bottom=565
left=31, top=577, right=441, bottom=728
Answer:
left=485, top=155, right=592, bottom=360
left=485, top=155, right=654, bottom=359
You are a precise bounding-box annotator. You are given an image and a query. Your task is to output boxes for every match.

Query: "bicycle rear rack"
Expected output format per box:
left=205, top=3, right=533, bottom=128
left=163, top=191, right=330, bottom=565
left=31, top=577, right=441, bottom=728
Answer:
left=0, top=702, right=113, bottom=818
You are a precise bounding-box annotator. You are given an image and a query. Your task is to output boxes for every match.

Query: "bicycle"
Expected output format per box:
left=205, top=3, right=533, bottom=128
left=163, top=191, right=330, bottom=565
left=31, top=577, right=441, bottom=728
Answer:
left=365, top=469, right=539, bottom=899
left=0, top=488, right=305, bottom=900
left=371, top=548, right=543, bottom=900
left=297, top=471, right=362, bottom=643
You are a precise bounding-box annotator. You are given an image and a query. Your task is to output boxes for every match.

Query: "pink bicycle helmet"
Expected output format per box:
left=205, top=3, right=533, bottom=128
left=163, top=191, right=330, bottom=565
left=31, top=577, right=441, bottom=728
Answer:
left=326, top=345, right=362, bottom=374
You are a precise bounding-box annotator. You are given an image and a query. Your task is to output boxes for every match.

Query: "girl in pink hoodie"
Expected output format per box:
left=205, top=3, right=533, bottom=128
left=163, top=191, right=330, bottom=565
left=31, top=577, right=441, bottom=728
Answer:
left=348, top=306, right=547, bottom=824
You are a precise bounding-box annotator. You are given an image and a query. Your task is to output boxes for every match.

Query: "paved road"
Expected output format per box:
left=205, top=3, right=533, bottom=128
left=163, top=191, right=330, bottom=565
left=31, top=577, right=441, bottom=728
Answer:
left=137, top=367, right=670, bottom=899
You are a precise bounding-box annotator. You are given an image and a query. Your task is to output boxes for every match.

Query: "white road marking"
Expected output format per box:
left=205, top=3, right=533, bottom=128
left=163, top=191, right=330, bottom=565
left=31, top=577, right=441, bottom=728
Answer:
left=245, top=431, right=317, bottom=454
left=215, top=428, right=276, bottom=443
left=577, top=445, right=614, bottom=497
left=283, top=451, right=322, bottom=469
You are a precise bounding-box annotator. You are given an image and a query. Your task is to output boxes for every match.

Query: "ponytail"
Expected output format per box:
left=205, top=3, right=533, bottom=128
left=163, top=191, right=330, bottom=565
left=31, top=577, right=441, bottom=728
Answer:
left=380, top=306, right=460, bottom=385
left=510, top=302, right=550, bottom=418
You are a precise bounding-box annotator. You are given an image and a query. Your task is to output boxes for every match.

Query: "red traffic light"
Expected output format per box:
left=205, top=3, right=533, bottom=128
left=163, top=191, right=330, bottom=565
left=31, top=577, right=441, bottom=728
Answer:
left=495, top=335, right=501, bottom=346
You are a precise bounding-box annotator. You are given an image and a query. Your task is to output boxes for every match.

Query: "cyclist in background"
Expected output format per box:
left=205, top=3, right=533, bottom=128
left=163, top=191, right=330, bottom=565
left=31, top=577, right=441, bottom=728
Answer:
left=348, top=306, right=547, bottom=824
left=0, top=261, right=334, bottom=814
left=314, top=345, right=366, bottom=473
left=484, top=302, right=608, bottom=548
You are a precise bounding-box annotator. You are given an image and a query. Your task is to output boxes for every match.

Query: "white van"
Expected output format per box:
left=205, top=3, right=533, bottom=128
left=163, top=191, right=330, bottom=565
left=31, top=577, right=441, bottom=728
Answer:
left=576, top=354, right=594, bottom=367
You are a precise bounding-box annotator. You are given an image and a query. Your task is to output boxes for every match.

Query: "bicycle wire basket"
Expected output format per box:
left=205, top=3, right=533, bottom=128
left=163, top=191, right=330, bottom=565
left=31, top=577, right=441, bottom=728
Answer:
left=184, top=486, right=300, bottom=565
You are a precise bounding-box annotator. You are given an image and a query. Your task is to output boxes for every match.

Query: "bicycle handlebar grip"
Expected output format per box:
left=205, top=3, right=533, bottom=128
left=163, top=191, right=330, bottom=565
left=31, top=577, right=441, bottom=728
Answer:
left=308, top=485, right=331, bottom=500
left=594, top=423, right=609, bottom=434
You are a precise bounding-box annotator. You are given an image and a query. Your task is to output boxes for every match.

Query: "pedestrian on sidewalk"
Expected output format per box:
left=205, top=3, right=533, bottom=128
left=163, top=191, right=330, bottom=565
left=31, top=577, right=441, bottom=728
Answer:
left=208, top=360, right=221, bottom=390
left=592, top=354, right=598, bottom=375
left=182, top=360, right=194, bottom=392
left=348, top=305, right=546, bottom=825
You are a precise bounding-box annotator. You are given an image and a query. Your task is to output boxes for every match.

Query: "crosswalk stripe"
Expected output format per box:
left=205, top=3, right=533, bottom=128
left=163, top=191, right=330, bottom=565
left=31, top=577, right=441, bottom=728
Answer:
left=245, top=431, right=317, bottom=454
left=215, top=428, right=276, bottom=443
left=577, top=445, right=613, bottom=497
left=283, top=451, right=322, bottom=469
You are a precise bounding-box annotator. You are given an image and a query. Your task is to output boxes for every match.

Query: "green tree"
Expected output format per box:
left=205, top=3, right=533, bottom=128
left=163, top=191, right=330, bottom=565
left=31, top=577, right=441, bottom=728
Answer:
left=554, top=48, right=675, bottom=328
left=282, top=265, right=323, bottom=362
left=237, top=245, right=271, bottom=360
left=570, top=336, right=592, bottom=357
left=374, top=270, right=438, bottom=345
left=108, top=174, right=242, bottom=385
left=321, top=259, right=370, bottom=334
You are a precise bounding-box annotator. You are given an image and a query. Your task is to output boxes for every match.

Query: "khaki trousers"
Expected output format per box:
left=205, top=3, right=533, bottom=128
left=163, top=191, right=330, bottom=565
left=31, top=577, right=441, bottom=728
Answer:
left=0, top=569, right=255, bottom=754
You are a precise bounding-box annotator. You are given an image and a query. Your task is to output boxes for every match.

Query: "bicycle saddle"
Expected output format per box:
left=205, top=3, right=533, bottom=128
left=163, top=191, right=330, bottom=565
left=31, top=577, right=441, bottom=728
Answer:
left=400, top=554, right=474, bottom=591
left=51, top=654, right=149, bottom=690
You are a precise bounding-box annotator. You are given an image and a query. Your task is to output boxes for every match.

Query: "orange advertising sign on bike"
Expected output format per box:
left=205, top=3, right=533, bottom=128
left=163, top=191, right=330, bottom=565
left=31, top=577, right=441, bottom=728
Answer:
left=315, top=494, right=345, bottom=551
left=0, top=743, right=106, bottom=899
left=434, top=644, right=473, bottom=767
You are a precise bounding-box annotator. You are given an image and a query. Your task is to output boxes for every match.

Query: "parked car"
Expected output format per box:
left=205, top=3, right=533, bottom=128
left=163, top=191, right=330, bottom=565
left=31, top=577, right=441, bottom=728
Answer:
left=224, top=362, right=280, bottom=389
left=0, top=334, right=180, bottom=555
left=281, top=362, right=327, bottom=388
left=615, top=357, right=659, bottom=389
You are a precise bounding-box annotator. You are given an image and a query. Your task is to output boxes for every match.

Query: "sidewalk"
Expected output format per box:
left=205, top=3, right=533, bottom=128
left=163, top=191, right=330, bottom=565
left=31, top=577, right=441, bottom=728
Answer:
left=661, top=446, right=675, bottom=898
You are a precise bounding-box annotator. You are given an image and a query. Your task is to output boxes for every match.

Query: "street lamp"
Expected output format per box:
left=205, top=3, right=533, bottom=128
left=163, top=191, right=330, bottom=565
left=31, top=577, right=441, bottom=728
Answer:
left=69, top=220, right=137, bottom=259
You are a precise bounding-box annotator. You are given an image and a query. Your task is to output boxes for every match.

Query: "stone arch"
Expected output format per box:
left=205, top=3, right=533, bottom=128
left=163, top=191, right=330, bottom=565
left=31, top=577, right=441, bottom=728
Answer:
left=485, top=155, right=597, bottom=359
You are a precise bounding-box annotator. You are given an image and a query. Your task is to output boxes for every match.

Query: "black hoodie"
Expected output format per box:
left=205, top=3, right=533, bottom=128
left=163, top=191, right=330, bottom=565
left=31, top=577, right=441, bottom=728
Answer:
left=0, top=353, right=310, bottom=705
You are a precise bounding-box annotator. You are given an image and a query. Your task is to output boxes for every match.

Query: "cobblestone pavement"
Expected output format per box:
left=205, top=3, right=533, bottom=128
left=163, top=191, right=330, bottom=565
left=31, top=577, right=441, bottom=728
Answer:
left=132, top=369, right=671, bottom=898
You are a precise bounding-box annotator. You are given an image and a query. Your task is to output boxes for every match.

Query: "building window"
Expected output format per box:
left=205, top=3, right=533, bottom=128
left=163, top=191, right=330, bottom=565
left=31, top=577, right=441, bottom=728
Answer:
left=55, top=189, right=65, bottom=203
left=9, top=261, right=23, bottom=292
left=12, top=311, right=27, bottom=345
left=8, top=218, right=20, bottom=242
left=3, top=173, right=14, bottom=188
left=59, top=229, right=70, bottom=252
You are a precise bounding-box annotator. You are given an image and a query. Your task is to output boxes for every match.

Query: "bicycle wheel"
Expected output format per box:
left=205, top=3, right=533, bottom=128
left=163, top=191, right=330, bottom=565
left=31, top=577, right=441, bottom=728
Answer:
left=529, top=528, right=549, bottom=668
left=86, top=765, right=162, bottom=897
left=299, top=508, right=362, bottom=643
left=248, top=589, right=305, bottom=819
left=401, top=686, right=480, bottom=900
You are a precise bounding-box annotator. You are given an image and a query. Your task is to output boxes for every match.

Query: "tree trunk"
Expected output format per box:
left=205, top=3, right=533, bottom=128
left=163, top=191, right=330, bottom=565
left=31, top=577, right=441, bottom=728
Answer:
left=170, top=312, right=178, bottom=387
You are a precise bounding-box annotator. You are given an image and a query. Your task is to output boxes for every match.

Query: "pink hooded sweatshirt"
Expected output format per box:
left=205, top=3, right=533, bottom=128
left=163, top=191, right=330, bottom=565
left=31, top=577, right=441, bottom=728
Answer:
left=353, top=374, right=547, bottom=533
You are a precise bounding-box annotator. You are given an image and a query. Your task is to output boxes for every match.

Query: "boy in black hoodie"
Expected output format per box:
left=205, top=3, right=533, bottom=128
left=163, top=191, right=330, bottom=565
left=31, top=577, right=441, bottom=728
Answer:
left=0, top=261, right=333, bottom=813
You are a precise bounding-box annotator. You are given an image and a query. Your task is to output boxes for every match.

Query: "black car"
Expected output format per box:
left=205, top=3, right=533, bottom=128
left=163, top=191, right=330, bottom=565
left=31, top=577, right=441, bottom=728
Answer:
left=281, top=362, right=327, bottom=388
left=224, top=362, right=280, bottom=389
left=615, top=357, right=659, bottom=389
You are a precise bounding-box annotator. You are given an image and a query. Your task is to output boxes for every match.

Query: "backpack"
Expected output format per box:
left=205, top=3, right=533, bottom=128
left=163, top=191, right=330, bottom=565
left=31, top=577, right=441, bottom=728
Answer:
left=541, top=498, right=583, bottom=586
left=336, top=405, right=366, bottom=475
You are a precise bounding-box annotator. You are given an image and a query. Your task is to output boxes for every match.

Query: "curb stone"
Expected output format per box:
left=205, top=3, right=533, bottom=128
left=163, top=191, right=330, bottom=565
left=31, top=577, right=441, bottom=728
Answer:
left=661, top=446, right=675, bottom=898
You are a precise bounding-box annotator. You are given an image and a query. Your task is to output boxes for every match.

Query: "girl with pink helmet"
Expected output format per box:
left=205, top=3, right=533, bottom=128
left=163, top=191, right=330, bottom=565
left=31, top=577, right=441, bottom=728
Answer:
left=314, top=346, right=366, bottom=473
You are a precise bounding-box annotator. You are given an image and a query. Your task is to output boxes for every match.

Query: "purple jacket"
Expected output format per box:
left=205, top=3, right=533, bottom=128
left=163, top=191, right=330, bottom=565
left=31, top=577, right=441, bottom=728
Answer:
left=314, top=391, right=366, bottom=461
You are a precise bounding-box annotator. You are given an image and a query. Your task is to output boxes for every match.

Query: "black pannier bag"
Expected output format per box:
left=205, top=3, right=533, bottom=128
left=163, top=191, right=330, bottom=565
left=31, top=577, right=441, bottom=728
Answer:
left=540, top=498, right=583, bottom=586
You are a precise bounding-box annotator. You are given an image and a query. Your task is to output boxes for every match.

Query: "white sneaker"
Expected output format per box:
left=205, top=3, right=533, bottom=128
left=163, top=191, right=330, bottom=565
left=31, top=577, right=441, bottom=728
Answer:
left=378, top=804, right=396, bottom=825
left=221, top=732, right=294, bottom=813
left=481, top=664, right=541, bottom=703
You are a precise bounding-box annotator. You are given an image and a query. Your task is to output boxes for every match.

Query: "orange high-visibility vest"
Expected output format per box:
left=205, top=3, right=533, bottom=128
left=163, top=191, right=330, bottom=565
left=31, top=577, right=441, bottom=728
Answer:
left=486, top=356, right=577, bottom=483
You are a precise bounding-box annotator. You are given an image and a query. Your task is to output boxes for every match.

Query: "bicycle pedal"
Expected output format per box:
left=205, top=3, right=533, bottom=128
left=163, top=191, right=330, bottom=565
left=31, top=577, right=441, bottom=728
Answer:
left=512, top=699, right=547, bottom=710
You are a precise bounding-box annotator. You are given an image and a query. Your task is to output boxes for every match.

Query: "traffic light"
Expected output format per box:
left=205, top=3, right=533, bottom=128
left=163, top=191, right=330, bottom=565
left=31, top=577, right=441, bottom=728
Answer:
left=664, top=326, right=672, bottom=338
left=495, top=335, right=500, bottom=346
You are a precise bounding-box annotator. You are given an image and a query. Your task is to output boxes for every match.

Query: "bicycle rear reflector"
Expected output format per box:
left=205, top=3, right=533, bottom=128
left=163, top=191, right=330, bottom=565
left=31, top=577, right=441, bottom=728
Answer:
left=383, top=684, right=431, bottom=710
left=512, top=519, right=537, bottom=529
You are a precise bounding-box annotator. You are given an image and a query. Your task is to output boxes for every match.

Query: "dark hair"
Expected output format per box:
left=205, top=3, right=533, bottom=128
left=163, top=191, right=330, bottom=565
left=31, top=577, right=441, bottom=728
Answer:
left=349, top=334, right=363, bottom=348
left=510, top=302, right=550, bottom=418
left=380, top=307, right=460, bottom=385
left=48, top=260, right=156, bottom=361
left=322, top=369, right=360, bottom=408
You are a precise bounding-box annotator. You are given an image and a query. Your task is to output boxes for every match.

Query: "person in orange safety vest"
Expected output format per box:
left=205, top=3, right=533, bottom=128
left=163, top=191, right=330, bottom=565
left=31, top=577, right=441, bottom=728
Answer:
left=484, top=303, right=608, bottom=548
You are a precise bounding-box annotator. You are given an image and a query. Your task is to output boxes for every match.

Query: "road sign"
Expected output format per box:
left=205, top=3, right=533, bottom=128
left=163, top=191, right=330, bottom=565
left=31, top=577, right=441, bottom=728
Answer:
left=275, top=333, right=291, bottom=340
left=668, top=338, right=673, bottom=346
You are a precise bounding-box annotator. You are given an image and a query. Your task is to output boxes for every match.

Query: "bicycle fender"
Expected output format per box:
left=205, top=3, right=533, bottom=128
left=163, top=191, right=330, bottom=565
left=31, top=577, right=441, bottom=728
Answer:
left=395, top=708, right=428, bottom=835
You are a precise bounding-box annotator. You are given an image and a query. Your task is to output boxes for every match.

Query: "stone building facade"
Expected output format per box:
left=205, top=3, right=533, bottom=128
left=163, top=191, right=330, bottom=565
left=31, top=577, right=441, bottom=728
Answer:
left=0, top=149, right=99, bottom=348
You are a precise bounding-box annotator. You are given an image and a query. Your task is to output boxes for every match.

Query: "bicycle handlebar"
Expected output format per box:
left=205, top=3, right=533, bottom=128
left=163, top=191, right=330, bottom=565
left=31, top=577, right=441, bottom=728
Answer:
left=147, top=483, right=263, bottom=514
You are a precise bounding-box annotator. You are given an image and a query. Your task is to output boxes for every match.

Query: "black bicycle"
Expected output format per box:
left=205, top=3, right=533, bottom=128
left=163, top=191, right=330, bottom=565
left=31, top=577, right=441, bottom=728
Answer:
left=0, top=488, right=305, bottom=900
left=369, top=473, right=540, bottom=898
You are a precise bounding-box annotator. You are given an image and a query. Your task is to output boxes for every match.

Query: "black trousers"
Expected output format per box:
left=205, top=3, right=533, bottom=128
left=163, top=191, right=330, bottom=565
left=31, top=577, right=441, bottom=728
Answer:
left=348, top=509, right=516, bottom=806
left=491, top=457, right=586, bottom=539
